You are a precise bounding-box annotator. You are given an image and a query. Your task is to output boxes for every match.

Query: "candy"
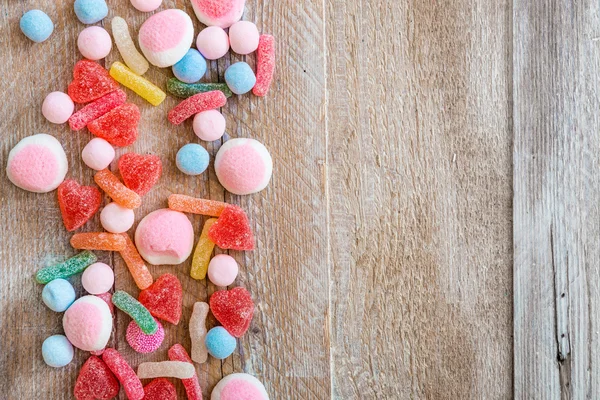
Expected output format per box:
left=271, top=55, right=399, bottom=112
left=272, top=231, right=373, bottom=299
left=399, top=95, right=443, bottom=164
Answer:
left=82, top=138, right=116, bottom=171
left=118, top=233, right=154, bottom=290
left=20, top=10, right=53, bottom=43
left=112, top=290, right=158, bottom=335
left=209, top=205, right=255, bottom=250
left=254, top=35, right=276, bottom=97
left=143, top=378, right=177, bottom=400
left=69, top=90, right=127, bottom=131
left=68, top=60, right=119, bottom=104
left=209, top=287, right=254, bottom=338
left=100, top=202, right=135, bottom=233
left=208, top=254, right=239, bottom=287
left=63, top=295, right=113, bottom=351
left=96, top=292, right=114, bottom=314
left=189, top=302, right=209, bottom=363
left=138, top=273, right=183, bottom=325
left=74, top=0, right=108, bottom=24
left=212, top=373, right=269, bottom=400
left=35, top=251, right=97, bottom=284
left=168, top=90, right=227, bottom=125
left=109, top=62, right=166, bottom=106
left=135, top=209, right=194, bottom=265
left=57, top=179, right=102, bottom=231
left=42, top=278, right=76, bottom=312
left=189, top=0, right=245, bottom=28
left=176, top=143, right=209, bottom=175
left=7, top=134, right=68, bottom=193
left=190, top=218, right=217, bottom=280
left=71, top=232, right=127, bottom=251
left=74, top=356, right=120, bottom=400
left=172, top=49, right=207, bottom=84
left=118, top=153, right=162, bottom=196
left=138, top=9, right=194, bottom=67
left=229, top=21, right=259, bottom=55
left=225, top=62, right=256, bottom=95
left=126, top=318, right=164, bottom=353
left=88, top=103, right=140, bottom=147
left=167, top=78, right=232, bottom=99
left=78, top=26, right=112, bottom=61
left=193, top=110, right=226, bottom=141
left=42, top=92, right=74, bottom=124
left=205, top=326, right=236, bottom=359
left=167, top=344, right=202, bottom=400
left=102, top=348, right=144, bottom=400
left=42, top=334, right=74, bottom=368
left=111, top=17, right=149, bottom=76
left=168, top=194, right=226, bottom=216
left=196, top=26, right=229, bottom=60
left=130, top=0, right=162, bottom=12
left=137, top=361, right=195, bottom=379
left=215, top=138, right=273, bottom=195
left=82, top=262, right=114, bottom=294
left=94, top=169, right=142, bottom=209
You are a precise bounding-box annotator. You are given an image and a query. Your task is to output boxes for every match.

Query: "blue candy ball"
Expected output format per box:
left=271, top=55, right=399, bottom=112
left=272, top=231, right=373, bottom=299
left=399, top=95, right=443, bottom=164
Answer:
left=42, top=335, right=74, bottom=367
left=20, top=10, right=54, bottom=43
left=224, top=62, right=256, bottom=95
left=172, top=49, right=207, bottom=84
left=42, top=278, right=76, bottom=312
left=176, top=143, right=210, bottom=176
left=74, top=0, right=108, bottom=24
left=205, top=327, right=236, bottom=359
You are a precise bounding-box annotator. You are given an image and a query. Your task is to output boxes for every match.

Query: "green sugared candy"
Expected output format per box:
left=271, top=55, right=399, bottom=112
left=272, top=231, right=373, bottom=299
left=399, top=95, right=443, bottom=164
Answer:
left=112, top=290, right=158, bottom=335
left=167, top=78, right=232, bottom=99
left=35, top=251, right=97, bottom=284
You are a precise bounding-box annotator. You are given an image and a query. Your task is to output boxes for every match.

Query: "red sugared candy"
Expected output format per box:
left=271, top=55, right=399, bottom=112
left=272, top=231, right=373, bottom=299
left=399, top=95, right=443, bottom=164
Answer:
left=57, top=179, right=102, bottom=231
left=253, top=35, right=275, bottom=97
left=68, top=60, right=119, bottom=104
left=208, top=205, right=255, bottom=250
left=69, top=89, right=127, bottom=130
left=209, top=287, right=254, bottom=338
left=168, top=344, right=202, bottom=400
left=118, top=153, right=162, bottom=196
left=143, top=378, right=177, bottom=400
left=168, top=90, right=227, bottom=125
left=88, top=103, right=140, bottom=147
left=138, top=273, right=183, bottom=325
left=102, top=348, right=144, bottom=400
left=74, top=356, right=120, bottom=400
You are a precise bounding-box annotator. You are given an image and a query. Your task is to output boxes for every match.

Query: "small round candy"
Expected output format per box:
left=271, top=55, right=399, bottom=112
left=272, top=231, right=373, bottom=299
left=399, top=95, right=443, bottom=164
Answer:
left=176, top=144, right=209, bottom=176
left=82, top=138, right=115, bottom=171
left=189, top=0, right=245, bottom=29
left=205, top=327, right=236, bottom=359
left=193, top=110, right=226, bottom=141
left=42, top=92, right=74, bottom=124
left=212, top=373, right=269, bottom=400
left=172, top=49, right=207, bottom=84
left=42, top=278, right=76, bottom=312
left=130, top=0, right=162, bottom=12
left=20, top=10, right=54, bottom=43
left=225, top=62, right=256, bottom=95
left=196, top=26, right=229, bottom=60
left=135, top=209, right=194, bottom=265
left=78, top=26, right=112, bottom=60
left=82, top=262, right=114, bottom=295
left=100, top=202, right=135, bottom=233
left=74, top=0, right=108, bottom=24
left=42, top=335, right=74, bottom=368
left=208, top=254, right=239, bottom=287
left=126, top=318, right=164, bottom=353
left=139, top=9, right=194, bottom=67
left=63, top=295, right=113, bottom=351
left=229, top=21, right=259, bottom=55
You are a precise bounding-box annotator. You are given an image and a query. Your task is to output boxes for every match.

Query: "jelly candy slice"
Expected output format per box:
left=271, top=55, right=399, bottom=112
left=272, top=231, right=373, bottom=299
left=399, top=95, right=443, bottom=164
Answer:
left=208, top=205, right=255, bottom=250
left=88, top=103, right=140, bottom=147
left=118, top=153, right=162, bottom=196
left=209, top=287, right=254, bottom=337
left=138, top=273, right=183, bottom=325
left=57, top=179, right=102, bottom=231
left=68, top=60, right=119, bottom=104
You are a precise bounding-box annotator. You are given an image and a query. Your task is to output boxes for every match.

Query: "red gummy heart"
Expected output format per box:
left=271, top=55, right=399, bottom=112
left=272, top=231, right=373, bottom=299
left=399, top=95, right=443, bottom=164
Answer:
left=139, top=274, right=183, bottom=325
left=74, top=356, right=120, bottom=400
left=208, top=205, right=255, bottom=250
left=118, top=153, right=162, bottom=196
left=57, top=179, right=102, bottom=231
left=88, top=103, right=140, bottom=147
left=210, top=287, right=254, bottom=337
left=143, top=378, right=177, bottom=400
left=68, top=60, right=119, bottom=104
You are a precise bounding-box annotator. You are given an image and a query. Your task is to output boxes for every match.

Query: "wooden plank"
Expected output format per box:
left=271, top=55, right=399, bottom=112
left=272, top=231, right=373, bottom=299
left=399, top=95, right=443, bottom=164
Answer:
left=513, top=1, right=600, bottom=398
left=326, top=1, right=513, bottom=398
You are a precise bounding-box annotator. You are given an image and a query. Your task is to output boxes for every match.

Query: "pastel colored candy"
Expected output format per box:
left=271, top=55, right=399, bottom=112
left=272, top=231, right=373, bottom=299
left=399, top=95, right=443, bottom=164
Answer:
left=78, top=26, right=112, bottom=60
left=208, top=254, right=239, bottom=287
left=208, top=205, right=255, bottom=250
left=126, top=317, right=164, bottom=353
left=82, top=262, right=114, bottom=294
left=63, top=295, right=113, bottom=351
left=167, top=78, right=232, bottom=99
left=135, top=209, right=194, bottom=265
left=138, top=273, right=183, bottom=325
left=57, top=179, right=102, bottom=231
left=20, top=10, right=54, bottom=43
left=42, top=92, right=74, bottom=124
left=70, top=90, right=127, bottom=131
left=111, top=17, right=149, bottom=76
left=225, top=62, right=256, bottom=95
left=74, top=0, right=108, bottom=24
left=42, top=334, right=74, bottom=368
left=82, top=138, right=116, bottom=171
left=214, top=138, right=272, bottom=195
left=189, top=0, right=245, bottom=28
left=189, top=302, right=209, bottom=363
left=144, top=378, right=177, bottom=400
left=172, top=49, right=206, bottom=83
left=168, top=90, right=227, bottom=125
left=109, top=62, right=166, bottom=106
left=193, top=110, right=226, bottom=141
left=42, top=278, right=76, bottom=312
left=118, top=153, right=162, bottom=196
left=96, top=292, right=114, bottom=315
left=112, top=290, right=158, bottom=335
left=138, top=9, right=194, bottom=67
left=205, top=326, right=236, bottom=359
left=68, top=60, right=119, bottom=104
left=102, top=348, right=144, bottom=400
left=228, top=21, right=259, bottom=55
left=196, top=26, right=229, bottom=60
left=74, top=356, right=120, bottom=400
left=210, top=287, right=254, bottom=337
left=6, top=134, right=67, bottom=193
left=253, top=35, right=276, bottom=97
left=100, top=202, right=135, bottom=233
left=130, top=0, right=163, bottom=13
left=212, top=373, right=269, bottom=400
left=168, top=344, right=202, bottom=400
left=35, top=251, right=98, bottom=284
left=176, top=143, right=209, bottom=175
left=137, top=361, right=195, bottom=379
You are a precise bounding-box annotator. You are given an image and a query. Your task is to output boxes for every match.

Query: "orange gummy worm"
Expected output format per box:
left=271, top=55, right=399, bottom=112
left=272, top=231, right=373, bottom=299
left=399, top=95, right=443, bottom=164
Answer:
left=168, top=194, right=226, bottom=217
left=119, top=233, right=153, bottom=290
left=190, top=218, right=218, bottom=280
left=71, top=232, right=127, bottom=251
left=94, top=169, right=142, bottom=209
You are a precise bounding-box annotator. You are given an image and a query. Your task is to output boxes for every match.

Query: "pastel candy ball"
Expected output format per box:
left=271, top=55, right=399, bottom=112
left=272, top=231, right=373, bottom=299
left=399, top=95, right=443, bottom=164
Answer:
left=225, top=62, right=256, bottom=95
left=135, top=209, right=194, bottom=265
left=193, top=110, right=226, bottom=141
left=208, top=254, right=239, bottom=287
left=78, top=26, right=112, bottom=60
left=212, top=373, right=269, bottom=400
left=20, top=10, right=54, bottom=43
left=176, top=143, right=209, bottom=176
left=42, top=92, right=74, bottom=124
left=126, top=318, right=164, bottom=353
left=229, top=21, right=259, bottom=55
left=42, top=278, right=76, bottom=312
left=172, top=49, right=207, bottom=84
left=74, top=0, right=108, bottom=24
left=63, top=295, right=113, bottom=351
left=205, top=327, right=236, bottom=359
left=130, top=0, right=163, bottom=12
left=82, top=263, right=114, bottom=294
left=100, top=202, right=135, bottom=233
left=82, top=138, right=115, bottom=171
left=214, top=138, right=273, bottom=195
left=42, top=335, right=74, bottom=368
left=196, top=26, right=229, bottom=60
left=6, top=134, right=68, bottom=193
left=189, top=0, right=245, bottom=29
left=139, top=9, right=194, bottom=68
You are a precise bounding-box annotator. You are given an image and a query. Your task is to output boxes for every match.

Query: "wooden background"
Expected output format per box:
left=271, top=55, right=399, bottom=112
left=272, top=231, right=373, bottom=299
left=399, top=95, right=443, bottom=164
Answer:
left=0, top=0, right=597, bottom=399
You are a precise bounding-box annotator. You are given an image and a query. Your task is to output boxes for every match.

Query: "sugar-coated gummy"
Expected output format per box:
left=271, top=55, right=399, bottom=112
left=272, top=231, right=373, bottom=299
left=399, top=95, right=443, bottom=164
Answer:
left=100, top=202, right=135, bottom=233
left=94, top=169, right=142, bottom=209
left=74, top=356, right=120, bottom=400
left=205, top=326, right=236, bottom=359
left=111, top=17, right=149, bottom=75
left=102, top=348, right=144, bottom=400
left=138, top=273, right=183, bottom=325
left=208, top=254, right=239, bottom=287
left=191, top=218, right=218, bottom=280
left=42, top=92, right=74, bottom=124
left=209, top=287, right=255, bottom=338
left=168, top=194, right=227, bottom=217
left=137, top=361, right=195, bottom=379
left=118, top=233, right=154, bottom=290
left=118, top=153, right=162, bottom=196
left=189, top=0, right=245, bottom=28
left=176, top=144, right=209, bottom=175
left=196, top=26, right=230, bottom=60
left=229, top=21, right=260, bottom=55
left=225, top=62, right=256, bottom=95
left=20, top=10, right=54, bottom=43
left=35, top=251, right=97, bottom=284
left=167, top=78, right=232, bottom=99
left=212, top=373, right=270, bottom=400
left=68, top=60, right=119, bottom=104
left=168, top=90, right=227, bottom=125
left=189, top=302, right=209, bottom=363
left=69, top=89, right=127, bottom=131
left=88, top=103, right=140, bottom=147
left=112, top=290, right=158, bottom=334
left=254, top=35, right=276, bottom=97
left=126, top=317, right=164, bottom=353
left=57, top=179, right=102, bottom=231
left=209, top=205, right=255, bottom=250
left=78, top=26, right=112, bottom=60
left=74, top=0, right=108, bottom=24
left=42, top=278, right=76, bottom=312
left=109, top=62, right=166, bottom=106
left=70, top=232, right=127, bottom=251
left=172, top=49, right=207, bottom=84
left=143, top=378, right=177, bottom=400
left=168, top=344, right=202, bottom=400
left=81, top=262, right=114, bottom=294
left=42, top=334, right=74, bottom=367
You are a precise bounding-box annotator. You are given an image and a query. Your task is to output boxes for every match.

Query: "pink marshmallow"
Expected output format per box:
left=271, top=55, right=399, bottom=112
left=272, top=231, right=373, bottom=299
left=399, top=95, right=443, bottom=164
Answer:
left=78, top=26, right=112, bottom=61
left=82, top=263, right=115, bottom=295
left=207, top=254, right=239, bottom=287
left=101, top=202, right=135, bottom=233
left=228, top=21, right=259, bottom=55
left=212, top=373, right=269, bottom=400
left=130, top=0, right=162, bottom=12
left=189, top=0, right=245, bottom=29
left=193, top=110, right=226, bottom=141
left=63, top=295, right=113, bottom=352
left=42, top=92, right=74, bottom=124
left=82, top=138, right=115, bottom=171
left=196, top=26, right=229, bottom=60
left=139, top=9, right=194, bottom=67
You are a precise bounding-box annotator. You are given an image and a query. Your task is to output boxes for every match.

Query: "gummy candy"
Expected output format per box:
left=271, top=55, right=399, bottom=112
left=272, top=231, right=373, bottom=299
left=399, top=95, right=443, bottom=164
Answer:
left=109, top=62, right=166, bottom=106
left=57, top=179, right=102, bottom=231
left=209, top=205, right=255, bottom=250
left=137, top=361, right=195, bottom=379
left=168, top=90, right=227, bottom=125
left=189, top=302, right=209, bottom=364
left=118, top=153, right=162, bottom=196
left=111, top=17, right=149, bottom=76
left=68, top=60, right=119, bottom=104
left=112, top=290, right=158, bottom=335
left=210, top=287, right=254, bottom=338
left=118, top=233, right=153, bottom=290
left=166, top=77, right=232, bottom=98
left=94, top=169, right=142, bottom=209
left=126, top=317, right=164, bottom=353
left=143, top=378, right=177, bottom=400
left=70, top=232, right=127, bottom=251
left=35, top=250, right=97, bottom=284
left=102, top=348, right=144, bottom=400
left=253, top=35, right=275, bottom=97
left=168, top=194, right=226, bottom=217
left=138, top=273, right=182, bottom=325
left=69, top=89, right=126, bottom=131
left=190, top=218, right=217, bottom=280
left=88, top=103, right=140, bottom=147
left=74, top=355, right=119, bottom=400
left=167, top=344, right=202, bottom=400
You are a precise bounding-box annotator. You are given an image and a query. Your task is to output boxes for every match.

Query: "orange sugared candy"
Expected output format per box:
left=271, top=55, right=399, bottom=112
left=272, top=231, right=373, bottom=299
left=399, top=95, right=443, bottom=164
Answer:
left=71, top=232, right=127, bottom=251
left=119, top=233, right=153, bottom=290
left=168, top=194, right=226, bottom=217
left=94, top=169, right=142, bottom=209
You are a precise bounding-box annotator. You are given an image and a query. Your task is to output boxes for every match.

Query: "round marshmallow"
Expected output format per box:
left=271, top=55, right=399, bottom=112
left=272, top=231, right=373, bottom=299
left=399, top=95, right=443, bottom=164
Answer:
left=176, top=143, right=209, bottom=176
left=225, top=62, right=256, bottom=95
left=229, top=21, right=259, bottom=55
left=139, top=9, right=194, bottom=68
left=212, top=373, right=269, bottom=400
left=74, top=0, right=108, bottom=24
left=42, top=278, right=76, bottom=312
left=208, top=254, right=239, bottom=287
left=100, top=202, right=135, bottom=233
left=63, top=295, right=113, bottom=352
left=78, top=26, right=112, bottom=60
left=135, top=209, right=194, bottom=265
left=42, top=92, right=74, bottom=124
left=82, top=138, right=115, bottom=171
left=82, top=263, right=115, bottom=294
left=20, top=10, right=54, bottom=43
left=214, top=138, right=272, bottom=195
left=6, top=134, right=68, bottom=193
left=130, top=0, right=162, bottom=12
left=42, top=335, right=74, bottom=368
left=196, top=26, right=229, bottom=60
left=172, top=48, right=207, bottom=83
left=193, top=110, right=226, bottom=141
left=205, top=327, right=236, bottom=359
left=189, top=0, right=245, bottom=29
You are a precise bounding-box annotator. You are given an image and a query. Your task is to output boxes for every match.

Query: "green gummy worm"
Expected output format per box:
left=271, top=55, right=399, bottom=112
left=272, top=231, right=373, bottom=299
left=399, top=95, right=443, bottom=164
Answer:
left=35, top=251, right=97, bottom=284
left=112, top=290, right=158, bottom=335
left=167, top=78, right=233, bottom=99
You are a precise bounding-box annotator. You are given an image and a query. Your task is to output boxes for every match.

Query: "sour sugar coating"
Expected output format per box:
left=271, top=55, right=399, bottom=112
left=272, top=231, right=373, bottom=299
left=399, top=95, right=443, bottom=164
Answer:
left=82, top=262, right=114, bottom=294
left=57, top=179, right=102, bottom=231
left=88, top=103, right=140, bottom=147
left=130, top=0, right=162, bottom=12
left=229, top=21, right=259, bottom=55
left=82, top=138, right=116, bottom=171
left=78, top=26, right=112, bottom=61
left=189, top=0, right=245, bottom=28
left=143, top=378, right=177, bottom=400
left=71, top=232, right=127, bottom=251
left=254, top=35, right=276, bottom=97
left=189, top=302, right=209, bottom=363
left=20, top=10, right=54, bottom=43
left=138, top=9, right=194, bottom=68
left=190, top=218, right=217, bottom=280
left=74, top=356, right=120, bottom=400
left=63, top=295, right=113, bottom=351
left=35, top=250, right=97, bottom=284
left=210, top=287, right=254, bottom=338
left=94, top=169, right=142, bottom=209
left=167, top=78, right=232, bottom=99
left=68, top=60, right=119, bottom=104
left=138, top=273, right=183, bottom=325
left=168, top=194, right=227, bottom=216
left=209, top=205, right=255, bottom=250
left=193, top=110, right=226, bottom=141
left=111, top=17, right=149, bottom=75
left=208, top=254, right=239, bottom=287
left=42, top=334, right=74, bottom=368
left=102, top=348, right=144, bottom=400
left=135, top=209, right=194, bottom=265
left=118, top=233, right=154, bottom=290
left=137, top=361, right=195, bottom=379
left=100, top=202, right=135, bottom=233
left=42, top=278, right=76, bottom=312
left=172, top=48, right=207, bottom=83
left=74, top=0, right=108, bottom=24
left=168, top=90, right=227, bottom=125
left=168, top=344, right=202, bottom=400
left=212, top=373, right=269, bottom=400
left=42, top=92, right=74, bottom=124
left=69, top=89, right=126, bottom=131
left=206, top=326, right=236, bottom=359
left=126, top=317, right=164, bottom=353
left=112, top=290, right=158, bottom=334
left=176, top=143, right=209, bottom=176
left=118, top=153, right=162, bottom=196
left=109, top=62, right=166, bottom=106
left=196, top=26, right=229, bottom=60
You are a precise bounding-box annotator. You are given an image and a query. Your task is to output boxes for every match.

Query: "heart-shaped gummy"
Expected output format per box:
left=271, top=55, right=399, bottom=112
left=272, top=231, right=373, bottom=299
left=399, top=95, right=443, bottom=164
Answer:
left=138, top=274, right=183, bottom=325
left=57, top=179, right=102, bottom=231
left=68, top=60, right=119, bottom=104
left=143, top=378, right=177, bottom=400
left=88, top=103, right=140, bottom=147
left=118, top=153, right=162, bottom=196
left=208, top=205, right=255, bottom=250
left=209, top=287, right=254, bottom=338
left=74, top=356, right=120, bottom=400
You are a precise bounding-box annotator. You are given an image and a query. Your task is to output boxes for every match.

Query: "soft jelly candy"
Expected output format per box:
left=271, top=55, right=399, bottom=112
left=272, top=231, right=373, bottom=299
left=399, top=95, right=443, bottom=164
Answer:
left=167, top=344, right=202, bottom=400
left=88, top=103, right=140, bottom=147
left=190, top=218, right=217, bottom=280
left=35, top=251, right=97, bottom=284
left=166, top=78, right=232, bottom=99
left=138, top=9, right=194, bottom=68
left=109, top=62, right=166, bottom=106
left=209, top=205, right=255, bottom=250
left=168, top=194, right=226, bottom=217
left=118, top=233, right=153, bottom=290
left=68, top=60, right=118, bottom=104
left=168, top=90, right=227, bottom=125
left=118, top=153, right=162, bottom=196
left=143, top=378, right=177, bottom=400
left=190, top=0, right=245, bottom=28
left=74, top=356, right=120, bottom=400
left=189, top=302, right=209, bottom=363
left=111, top=17, right=149, bottom=75
left=126, top=317, right=164, bottom=353
left=137, top=361, right=195, bottom=379
left=102, top=348, right=144, bottom=400
left=94, top=169, right=142, bottom=209
left=210, top=287, right=254, bottom=338
left=253, top=35, right=276, bottom=97
left=69, top=89, right=126, bottom=131
left=138, top=273, right=182, bottom=325
left=71, top=232, right=127, bottom=251
left=57, top=179, right=102, bottom=231
left=212, top=373, right=269, bottom=400
left=112, top=290, right=158, bottom=335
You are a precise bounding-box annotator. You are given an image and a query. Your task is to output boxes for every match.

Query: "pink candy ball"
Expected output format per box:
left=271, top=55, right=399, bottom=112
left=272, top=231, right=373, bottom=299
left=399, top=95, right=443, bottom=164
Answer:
left=82, top=263, right=115, bottom=295
left=130, top=0, right=162, bottom=12
left=42, top=92, right=74, bottom=124
left=78, top=26, right=112, bottom=61
left=135, top=209, right=194, bottom=265
left=208, top=254, right=239, bottom=287
left=82, top=138, right=115, bottom=171
left=212, top=373, right=269, bottom=400
left=101, top=202, right=135, bottom=233
left=228, top=21, right=259, bottom=55
left=193, top=110, right=226, bottom=141
left=63, top=295, right=113, bottom=352
left=196, top=26, right=229, bottom=60
left=126, top=318, right=164, bottom=353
